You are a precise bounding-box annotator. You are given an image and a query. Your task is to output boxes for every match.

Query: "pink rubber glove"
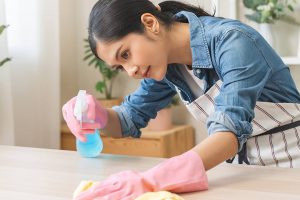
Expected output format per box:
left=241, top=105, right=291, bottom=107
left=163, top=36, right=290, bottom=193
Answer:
left=75, top=150, right=208, bottom=200
left=62, top=94, right=108, bottom=142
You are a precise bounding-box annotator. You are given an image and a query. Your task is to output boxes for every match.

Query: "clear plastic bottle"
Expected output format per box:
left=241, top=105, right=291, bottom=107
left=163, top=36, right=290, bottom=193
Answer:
left=76, top=129, right=103, bottom=158
left=74, top=90, right=103, bottom=158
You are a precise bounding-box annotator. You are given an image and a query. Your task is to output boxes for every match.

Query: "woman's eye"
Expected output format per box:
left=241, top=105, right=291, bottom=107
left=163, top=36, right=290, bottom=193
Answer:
left=121, top=51, right=129, bottom=60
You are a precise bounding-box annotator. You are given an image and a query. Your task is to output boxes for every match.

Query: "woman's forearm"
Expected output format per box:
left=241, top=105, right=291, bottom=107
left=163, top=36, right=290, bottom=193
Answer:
left=192, top=131, right=239, bottom=171
left=100, top=108, right=123, bottom=138
left=100, top=108, right=238, bottom=170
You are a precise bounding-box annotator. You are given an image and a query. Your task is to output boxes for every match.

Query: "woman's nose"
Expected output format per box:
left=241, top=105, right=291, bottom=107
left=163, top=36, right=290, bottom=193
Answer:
left=127, top=66, right=139, bottom=77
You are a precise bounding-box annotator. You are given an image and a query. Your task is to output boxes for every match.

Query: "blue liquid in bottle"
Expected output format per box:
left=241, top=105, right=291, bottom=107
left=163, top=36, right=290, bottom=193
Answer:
left=76, top=129, right=103, bottom=157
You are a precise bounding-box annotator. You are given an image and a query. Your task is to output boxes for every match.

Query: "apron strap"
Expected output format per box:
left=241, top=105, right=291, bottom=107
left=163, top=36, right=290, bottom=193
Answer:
left=226, top=143, right=250, bottom=165
left=258, top=120, right=300, bottom=137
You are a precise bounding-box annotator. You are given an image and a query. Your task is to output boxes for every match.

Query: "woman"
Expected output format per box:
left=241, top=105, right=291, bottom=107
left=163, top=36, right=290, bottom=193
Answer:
left=62, top=0, right=300, bottom=199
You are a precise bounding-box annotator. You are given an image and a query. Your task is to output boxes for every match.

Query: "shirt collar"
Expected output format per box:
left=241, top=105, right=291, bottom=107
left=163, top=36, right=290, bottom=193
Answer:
left=175, top=11, right=213, bottom=69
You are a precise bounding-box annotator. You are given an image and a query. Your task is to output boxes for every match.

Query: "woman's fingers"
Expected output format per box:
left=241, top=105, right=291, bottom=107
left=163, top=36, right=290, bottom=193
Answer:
left=75, top=181, right=119, bottom=200
left=86, top=94, right=96, bottom=120
left=82, top=122, right=101, bottom=130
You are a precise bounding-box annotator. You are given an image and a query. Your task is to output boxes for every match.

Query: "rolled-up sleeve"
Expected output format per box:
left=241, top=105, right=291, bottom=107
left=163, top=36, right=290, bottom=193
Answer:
left=207, top=29, right=272, bottom=151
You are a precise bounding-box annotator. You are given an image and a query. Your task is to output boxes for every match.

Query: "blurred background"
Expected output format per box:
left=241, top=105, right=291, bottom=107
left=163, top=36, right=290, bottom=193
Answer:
left=0, top=0, right=299, bottom=154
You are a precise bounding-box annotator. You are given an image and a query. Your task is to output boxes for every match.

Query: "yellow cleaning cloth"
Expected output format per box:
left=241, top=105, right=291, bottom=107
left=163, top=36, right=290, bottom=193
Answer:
left=73, top=181, right=185, bottom=200
left=135, top=191, right=185, bottom=200
left=72, top=180, right=98, bottom=199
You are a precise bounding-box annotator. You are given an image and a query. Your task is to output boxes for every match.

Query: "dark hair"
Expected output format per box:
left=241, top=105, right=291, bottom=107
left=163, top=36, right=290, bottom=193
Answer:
left=88, top=0, right=213, bottom=59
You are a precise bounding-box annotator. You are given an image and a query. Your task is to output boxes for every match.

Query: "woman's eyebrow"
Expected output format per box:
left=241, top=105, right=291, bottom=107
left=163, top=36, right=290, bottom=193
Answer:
left=115, top=44, right=123, bottom=60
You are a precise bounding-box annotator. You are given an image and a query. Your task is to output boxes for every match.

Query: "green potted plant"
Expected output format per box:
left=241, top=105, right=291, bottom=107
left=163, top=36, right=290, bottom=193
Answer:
left=83, top=39, right=122, bottom=108
left=146, top=95, right=180, bottom=131
left=243, top=0, right=300, bottom=46
left=0, top=25, right=11, bottom=68
left=243, top=0, right=300, bottom=24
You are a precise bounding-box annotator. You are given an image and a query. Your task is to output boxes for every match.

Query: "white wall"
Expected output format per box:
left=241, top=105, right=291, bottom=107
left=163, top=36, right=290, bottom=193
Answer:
left=0, top=0, right=15, bottom=145
left=3, top=0, right=60, bottom=148
left=1, top=0, right=298, bottom=148
left=59, top=0, right=79, bottom=109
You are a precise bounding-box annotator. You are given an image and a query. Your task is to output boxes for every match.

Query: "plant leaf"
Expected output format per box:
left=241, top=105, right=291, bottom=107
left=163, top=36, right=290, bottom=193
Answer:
left=0, top=25, right=8, bottom=35
left=88, top=57, right=99, bottom=66
left=243, top=0, right=268, bottom=9
left=96, top=81, right=105, bottom=94
left=0, top=58, right=11, bottom=67
left=83, top=37, right=120, bottom=96
left=84, top=48, right=92, bottom=54
left=83, top=53, right=94, bottom=61
left=288, top=4, right=294, bottom=11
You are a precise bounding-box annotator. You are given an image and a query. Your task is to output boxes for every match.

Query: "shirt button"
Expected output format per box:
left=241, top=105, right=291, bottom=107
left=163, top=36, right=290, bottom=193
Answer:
left=196, top=69, right=201, bottom=74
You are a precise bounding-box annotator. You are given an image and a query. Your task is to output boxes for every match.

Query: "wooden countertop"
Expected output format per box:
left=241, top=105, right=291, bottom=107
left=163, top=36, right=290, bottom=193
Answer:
left=0, top=145, right=300, bottom=200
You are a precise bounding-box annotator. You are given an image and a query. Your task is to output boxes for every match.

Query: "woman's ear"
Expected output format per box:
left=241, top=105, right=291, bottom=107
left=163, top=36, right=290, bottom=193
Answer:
left=140, top=13, right=160, bottom=34
left=156, top=5, right=161, bottom=11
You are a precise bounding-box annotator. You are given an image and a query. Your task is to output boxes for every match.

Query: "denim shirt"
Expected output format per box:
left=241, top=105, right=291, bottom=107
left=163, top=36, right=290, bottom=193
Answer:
left=112, top=11, right=300, bottom=152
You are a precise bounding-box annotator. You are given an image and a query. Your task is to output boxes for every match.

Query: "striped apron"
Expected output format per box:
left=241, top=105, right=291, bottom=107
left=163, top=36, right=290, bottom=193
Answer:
left=180, top=80, right=300, bottom=168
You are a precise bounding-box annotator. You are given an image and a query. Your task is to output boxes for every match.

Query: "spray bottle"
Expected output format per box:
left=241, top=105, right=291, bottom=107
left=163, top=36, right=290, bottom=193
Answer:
left=73, top=90, right=103, bottom=157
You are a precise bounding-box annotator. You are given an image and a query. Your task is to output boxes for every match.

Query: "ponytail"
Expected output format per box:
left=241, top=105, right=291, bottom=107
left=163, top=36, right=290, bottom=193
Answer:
left=159, top=1, right=213, bottom=18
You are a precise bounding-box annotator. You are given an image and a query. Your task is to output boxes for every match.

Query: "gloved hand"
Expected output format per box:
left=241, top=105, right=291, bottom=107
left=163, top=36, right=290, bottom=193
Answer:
left=74, top=150, right=208, bottom=200
left=135, top=191, right=184, bottom=200
left=62, top=94, right=108, bottom=142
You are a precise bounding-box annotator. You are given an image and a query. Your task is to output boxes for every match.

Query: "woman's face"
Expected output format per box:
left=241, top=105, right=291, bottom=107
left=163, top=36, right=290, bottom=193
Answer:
left=95, top=14, right=169, bottom=81
left=96, top=33, right=169, bottom=81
